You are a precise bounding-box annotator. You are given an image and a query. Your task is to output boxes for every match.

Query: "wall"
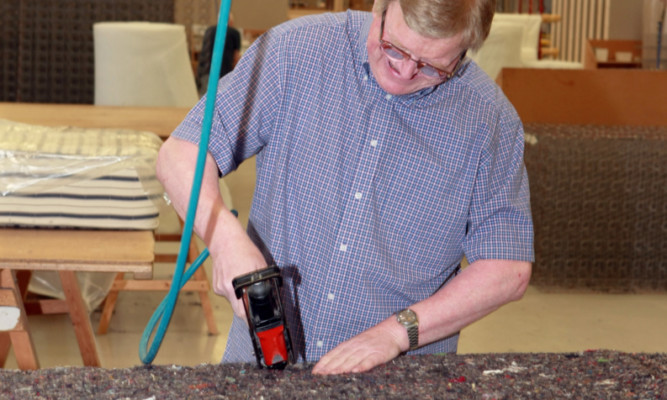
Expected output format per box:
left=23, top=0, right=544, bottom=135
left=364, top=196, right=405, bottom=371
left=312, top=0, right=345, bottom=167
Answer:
left=174, top=0, right=288, bottom=31
left=608, top=0, right=643, bottom=40
left=233, top=0, right=288, bottom=30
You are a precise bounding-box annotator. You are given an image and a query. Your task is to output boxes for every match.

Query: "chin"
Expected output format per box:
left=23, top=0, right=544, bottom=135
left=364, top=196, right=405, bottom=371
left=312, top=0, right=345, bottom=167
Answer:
left=377, top=77, right=422, bottom=96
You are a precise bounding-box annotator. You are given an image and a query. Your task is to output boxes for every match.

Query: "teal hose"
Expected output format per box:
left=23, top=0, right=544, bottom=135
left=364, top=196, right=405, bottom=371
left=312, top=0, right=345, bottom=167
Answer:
left=139, top=0, right=232, bottom=364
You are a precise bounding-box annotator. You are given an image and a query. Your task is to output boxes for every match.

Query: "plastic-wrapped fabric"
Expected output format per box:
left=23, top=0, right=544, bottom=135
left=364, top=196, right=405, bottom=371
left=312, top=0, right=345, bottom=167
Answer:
left=0, top=119, right=164, bottom=230
left=0, top=119, right=166, bottom=312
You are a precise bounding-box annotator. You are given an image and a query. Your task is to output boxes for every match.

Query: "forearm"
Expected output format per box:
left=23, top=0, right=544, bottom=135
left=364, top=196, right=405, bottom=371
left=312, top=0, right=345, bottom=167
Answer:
left=156, top=137, right=240, bottom=249
left=397, top=259, right=531, bottom=352
left=312, top=259, right=531, bottom=374
left=157, top=137, right=267, bottom=316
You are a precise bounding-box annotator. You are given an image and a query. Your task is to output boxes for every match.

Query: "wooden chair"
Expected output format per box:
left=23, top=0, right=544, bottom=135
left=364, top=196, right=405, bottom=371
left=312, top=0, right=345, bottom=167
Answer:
left=0, top=229, right=154, bottom=370
left=96, top=227, right=219, bottom=336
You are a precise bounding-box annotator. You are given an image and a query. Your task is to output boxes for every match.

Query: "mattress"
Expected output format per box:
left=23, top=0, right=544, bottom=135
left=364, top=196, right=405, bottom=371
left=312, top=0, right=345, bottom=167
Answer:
left=0, top=119, right=164, bottom=230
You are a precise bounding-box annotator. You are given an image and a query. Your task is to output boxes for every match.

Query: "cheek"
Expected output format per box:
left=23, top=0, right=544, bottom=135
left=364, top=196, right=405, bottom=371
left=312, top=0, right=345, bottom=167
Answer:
left=367, top=46, right=388, bottom=78
left=367, top=41, right=383, bottom=65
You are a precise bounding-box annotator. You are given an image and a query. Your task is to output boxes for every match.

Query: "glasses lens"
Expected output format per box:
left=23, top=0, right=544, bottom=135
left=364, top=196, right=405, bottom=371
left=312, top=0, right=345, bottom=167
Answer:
left=418, top=64, right=442, bottom=78
left=380, top=39, right=459, bottom=79
left=381, top=42, right=406, bottom=61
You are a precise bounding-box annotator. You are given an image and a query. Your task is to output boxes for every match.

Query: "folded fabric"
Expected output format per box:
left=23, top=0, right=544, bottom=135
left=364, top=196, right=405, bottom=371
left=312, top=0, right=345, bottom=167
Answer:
left=0, top=119, right=164, bottom=230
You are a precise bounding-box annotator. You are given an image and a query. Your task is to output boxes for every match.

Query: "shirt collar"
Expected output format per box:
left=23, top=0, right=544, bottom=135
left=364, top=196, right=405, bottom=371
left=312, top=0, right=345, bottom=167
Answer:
left=357, top=12, right=372, bottom=68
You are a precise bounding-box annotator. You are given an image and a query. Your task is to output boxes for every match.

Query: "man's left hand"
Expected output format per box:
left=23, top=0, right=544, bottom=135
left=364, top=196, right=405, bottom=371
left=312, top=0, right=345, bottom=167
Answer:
left=311, top=318, right=406, bottom=375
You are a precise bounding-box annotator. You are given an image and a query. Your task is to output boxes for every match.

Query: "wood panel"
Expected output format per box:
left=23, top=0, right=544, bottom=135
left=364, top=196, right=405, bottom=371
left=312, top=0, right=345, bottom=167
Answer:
left=0, top=102, right=188, bottom=139
left=498, top=68, right=667, bottom=126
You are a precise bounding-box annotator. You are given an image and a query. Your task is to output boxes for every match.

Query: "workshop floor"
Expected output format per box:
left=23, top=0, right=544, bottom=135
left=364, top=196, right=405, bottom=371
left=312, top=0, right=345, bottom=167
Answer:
left=4, top=158, right=666, bottom=369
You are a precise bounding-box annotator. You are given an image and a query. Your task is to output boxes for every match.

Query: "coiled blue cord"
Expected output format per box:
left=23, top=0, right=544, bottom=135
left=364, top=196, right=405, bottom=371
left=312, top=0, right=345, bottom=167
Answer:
left=139, top=0, right=231, bottom=364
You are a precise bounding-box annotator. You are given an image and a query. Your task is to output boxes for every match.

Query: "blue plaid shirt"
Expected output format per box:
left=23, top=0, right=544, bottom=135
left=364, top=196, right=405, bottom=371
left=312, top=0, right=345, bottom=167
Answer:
left=172, top=11, right=533, bottom=363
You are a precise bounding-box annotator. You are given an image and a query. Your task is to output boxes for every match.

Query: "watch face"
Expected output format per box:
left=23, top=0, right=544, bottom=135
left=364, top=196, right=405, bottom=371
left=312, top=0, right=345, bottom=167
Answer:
left=397, top=309, right=417, bottom=325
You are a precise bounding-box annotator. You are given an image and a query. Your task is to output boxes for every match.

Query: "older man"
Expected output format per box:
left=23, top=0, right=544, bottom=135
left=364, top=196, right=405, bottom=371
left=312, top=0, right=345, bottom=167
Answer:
left=157, top=0, right=533, bottom=375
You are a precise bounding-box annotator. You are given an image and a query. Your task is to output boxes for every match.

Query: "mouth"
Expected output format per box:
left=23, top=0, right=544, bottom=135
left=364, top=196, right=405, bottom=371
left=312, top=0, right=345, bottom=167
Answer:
left=386, top=58, right=399, bottom=74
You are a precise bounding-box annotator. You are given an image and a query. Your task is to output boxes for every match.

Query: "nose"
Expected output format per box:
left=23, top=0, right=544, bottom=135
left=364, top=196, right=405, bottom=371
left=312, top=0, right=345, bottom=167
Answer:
left=392, top=57, right=419, bottom=79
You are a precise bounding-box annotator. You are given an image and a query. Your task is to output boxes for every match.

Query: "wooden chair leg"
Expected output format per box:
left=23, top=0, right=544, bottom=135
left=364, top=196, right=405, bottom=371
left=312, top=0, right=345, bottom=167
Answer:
left=58, top=270, right=100, bottom=367
left=96, top=226, right=219, bottom=336
left=97, top=272, right=125, bottom=334
left=0, top=332, right=10, bottom=367
left=9, top=330, right=39, bottom=370
left=16, top=270, right=70, bottom=316
left=1, top=269, right=39, bottom=370
left=193, top=267, right=219, bottom=335
left=15, top=270, right=31, bottom=301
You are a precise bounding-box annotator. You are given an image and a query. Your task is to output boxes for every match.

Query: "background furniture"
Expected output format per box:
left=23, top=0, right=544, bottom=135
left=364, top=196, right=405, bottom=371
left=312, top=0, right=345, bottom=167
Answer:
left=523, top=124, right=666, bottom=292
left=498, top=67, right=667, bottom=291
left=584, top=39, right=643, bottom=69
left=97, top=228, right=219, bottom=336
left=0, top=0, right=174, bottom=104
left=93, top=22, right=198, bottom=108
left=90, top=19, right=220, bottom=327
left=470, top=13, right=582, bottom=81
left=0, top=103, right=188, bottom=139
left=497, top=68, right=667, bottom=126
left=0, top=229, right=154, bottom=370
left=0, top=102, right=222, bottom=337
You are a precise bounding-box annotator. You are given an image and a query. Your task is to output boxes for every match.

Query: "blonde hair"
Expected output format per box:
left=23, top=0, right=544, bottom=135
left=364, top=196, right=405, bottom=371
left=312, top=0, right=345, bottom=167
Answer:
left=372, top=0, right=495, bottom=51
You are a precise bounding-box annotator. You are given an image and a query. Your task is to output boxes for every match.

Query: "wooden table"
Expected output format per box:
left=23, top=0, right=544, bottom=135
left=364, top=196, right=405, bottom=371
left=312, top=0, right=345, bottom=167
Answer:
left=0, top=102, right=189, bottom=369
left=0, top=102, right=189, bottom=139
left=0, top=229, right=154, bottom=370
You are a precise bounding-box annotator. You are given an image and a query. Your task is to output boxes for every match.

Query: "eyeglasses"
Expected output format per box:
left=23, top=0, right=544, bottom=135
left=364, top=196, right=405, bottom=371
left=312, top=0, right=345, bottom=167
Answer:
left=379, top=11, right=466, bottom=80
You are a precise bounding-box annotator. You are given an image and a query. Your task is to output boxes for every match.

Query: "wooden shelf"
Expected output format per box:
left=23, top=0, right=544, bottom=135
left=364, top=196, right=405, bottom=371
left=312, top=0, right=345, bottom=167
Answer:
left=584, top=39, right=642, bottom=69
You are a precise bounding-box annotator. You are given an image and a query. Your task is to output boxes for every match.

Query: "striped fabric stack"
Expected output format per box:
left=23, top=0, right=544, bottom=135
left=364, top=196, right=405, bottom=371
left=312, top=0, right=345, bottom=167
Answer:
left=0, top=119, right=164, bottom=230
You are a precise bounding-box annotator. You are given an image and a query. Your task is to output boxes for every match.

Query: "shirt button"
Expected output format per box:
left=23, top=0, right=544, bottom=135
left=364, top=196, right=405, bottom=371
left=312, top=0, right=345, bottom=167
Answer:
left=339, top=244, right=348, bottom=252
left=327, top=293, right=335, bottom=301
left=363, top=74, right=368, bottom=81
left=370, top=139, right=378, bottom=147
left=354, top=192, right=363, bottom=200
left=385, top=94, right=392, bottom=100
left=317, top=340, right=324, bottom=348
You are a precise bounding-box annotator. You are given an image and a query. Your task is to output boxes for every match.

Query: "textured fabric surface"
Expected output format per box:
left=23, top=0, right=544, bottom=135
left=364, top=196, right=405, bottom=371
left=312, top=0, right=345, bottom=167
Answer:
left=1, top=0, right=174, bottom=103
left=524, top=124, right=666, bottom=291
left=0, top=351, right=663, bottom=399
left=173, top=11, right=533, bottom=362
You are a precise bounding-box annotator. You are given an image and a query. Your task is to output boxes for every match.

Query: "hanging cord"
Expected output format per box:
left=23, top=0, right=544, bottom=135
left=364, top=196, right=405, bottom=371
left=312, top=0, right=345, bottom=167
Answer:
left=139, top=0, right=232, bottom=364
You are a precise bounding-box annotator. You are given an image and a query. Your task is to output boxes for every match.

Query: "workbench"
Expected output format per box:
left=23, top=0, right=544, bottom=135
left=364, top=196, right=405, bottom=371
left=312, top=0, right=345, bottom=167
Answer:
left=0, top=229, right=153, bottom=369
left=0, top=103, right=194, bottom=369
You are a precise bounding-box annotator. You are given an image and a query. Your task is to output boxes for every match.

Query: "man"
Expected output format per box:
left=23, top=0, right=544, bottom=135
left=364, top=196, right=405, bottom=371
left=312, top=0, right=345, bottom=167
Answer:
left=157, top=0, right=533, bottom=375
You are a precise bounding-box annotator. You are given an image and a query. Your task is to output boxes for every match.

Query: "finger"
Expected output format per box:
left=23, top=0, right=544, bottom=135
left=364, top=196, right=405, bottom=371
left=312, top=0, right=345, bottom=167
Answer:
left=232, top=298, right=247, bottom=320
left=313, top=344, right=362, bottom=374
left=314, top=353, right=374, bottom=375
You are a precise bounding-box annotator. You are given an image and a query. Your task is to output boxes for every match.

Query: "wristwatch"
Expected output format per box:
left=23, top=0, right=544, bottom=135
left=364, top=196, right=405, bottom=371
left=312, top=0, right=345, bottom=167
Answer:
left=396, top=308, right=419, bottom=351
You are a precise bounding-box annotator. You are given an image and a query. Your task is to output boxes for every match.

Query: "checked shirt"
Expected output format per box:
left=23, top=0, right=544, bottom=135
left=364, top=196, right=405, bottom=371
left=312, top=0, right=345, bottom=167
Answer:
left=172, top=10, right=534, bottom=363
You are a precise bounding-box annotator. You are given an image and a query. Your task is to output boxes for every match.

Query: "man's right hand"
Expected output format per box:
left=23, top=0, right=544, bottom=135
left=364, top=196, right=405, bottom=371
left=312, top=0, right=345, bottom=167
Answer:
left=209, top=230, right=268, bottom=320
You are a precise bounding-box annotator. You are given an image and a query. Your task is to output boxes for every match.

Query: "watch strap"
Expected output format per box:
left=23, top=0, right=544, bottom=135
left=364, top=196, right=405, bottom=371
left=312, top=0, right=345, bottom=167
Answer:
left=406, top=323, right=418, bottom=351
